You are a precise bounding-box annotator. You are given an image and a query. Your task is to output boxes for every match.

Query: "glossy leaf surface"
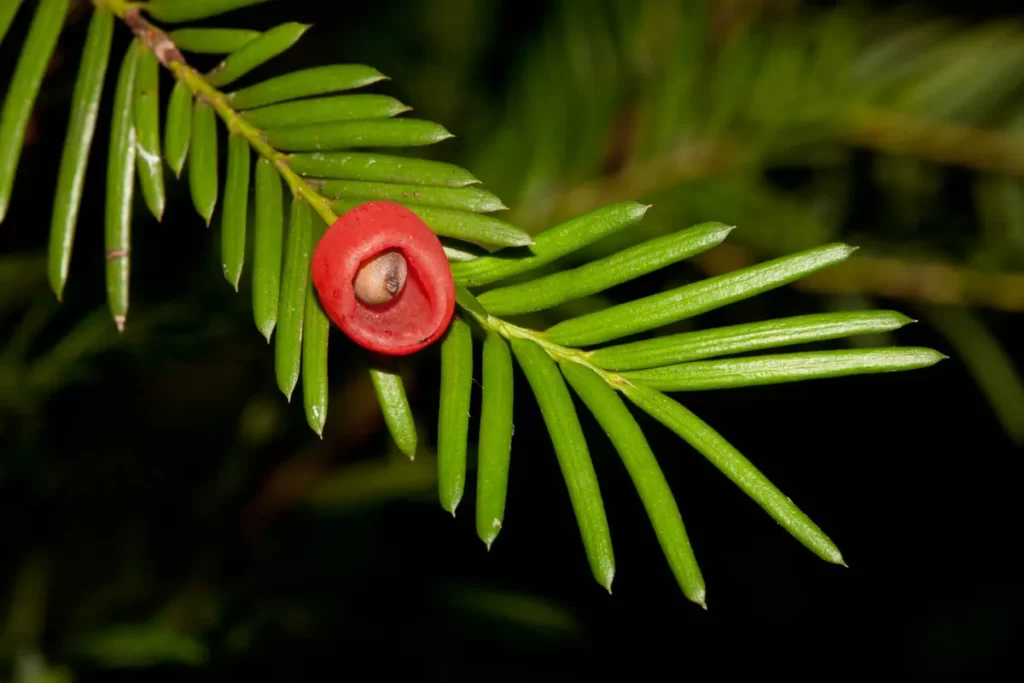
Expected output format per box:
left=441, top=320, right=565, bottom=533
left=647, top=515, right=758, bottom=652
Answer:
left=48, top=8, right=114, bottom=300
left=510, top=338, right=615, bottom=592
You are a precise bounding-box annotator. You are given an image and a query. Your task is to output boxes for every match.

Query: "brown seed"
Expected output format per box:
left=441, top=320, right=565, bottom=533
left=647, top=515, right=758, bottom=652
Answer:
left=353, top=250, right=408, bottom=305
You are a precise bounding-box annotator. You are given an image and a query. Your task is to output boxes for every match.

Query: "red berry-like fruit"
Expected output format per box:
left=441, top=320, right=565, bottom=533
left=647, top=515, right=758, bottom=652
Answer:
left=311, top=201, right=456, bottom=356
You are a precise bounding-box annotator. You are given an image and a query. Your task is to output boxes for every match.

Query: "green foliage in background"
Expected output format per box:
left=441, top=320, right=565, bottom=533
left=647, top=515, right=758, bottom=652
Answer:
left=462, top=0, right=1024, bottom=439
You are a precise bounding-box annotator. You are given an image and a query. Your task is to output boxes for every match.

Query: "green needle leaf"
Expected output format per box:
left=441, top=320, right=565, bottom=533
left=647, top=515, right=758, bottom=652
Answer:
left=0, top=1, right=26, bottom=49
left=589, top=311, right=917, bottom=371
left=0, top=0, right=69, bottom=224
left=144, top=0, right=273, bottom=24
left=264, top=119, right=453, bottom=152
left=444, top=242, right=486, bottom=262
left=510, top=338, right=615, bottom=592
left=302, top=217, right=330, bottom=436
left=370, top=364, right=418, bottom=459
left=188, top=101, right=218, bottom=224
left=621, top=348, right=946, bottom=391
left=332, top=200, right=531, bottom=250
left=545, top=243, right=858, bottom=347
left=454, top=284, right=489, bottom=323
left=242, top=95, right=410, bottom=128
left=105, top=39, right=141, bottom=333
left=476, top=331, right=514, bottom=549
left=288, top=151, right=479, bottom=187
left=623, top=382, right=845, bottom=565
left=315, top=179, right=506, bottom=213
left=47, top=8, right=114, bottom=301
left=561, top=362, right=705, bottom=607
left=164, top=81, right=192, bottom=178
left=275, top=196, right=312, bottom=401
left=168, top=28, right=262, bottom=54
left=253, top=158, right=284, bottom=341
left=221, top=133, right=250, bottom=290
left=227, top=65, right=388, bottom=110
left=478, top=222, right=734, bottom=316
left=206, top=22, right=311, bottom=88
left=133, top=47, right=165, bottom=221
left=437, top=318, right=474, bottom=515
left=450, top=202, right=650, bottom=287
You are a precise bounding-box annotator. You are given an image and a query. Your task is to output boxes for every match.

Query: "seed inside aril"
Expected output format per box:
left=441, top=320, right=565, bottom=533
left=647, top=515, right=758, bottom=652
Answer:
left=353, top=250, right=408, bottom=305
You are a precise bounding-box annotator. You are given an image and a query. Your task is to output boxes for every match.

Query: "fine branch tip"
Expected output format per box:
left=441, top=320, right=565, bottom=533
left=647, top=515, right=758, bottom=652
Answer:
left=114, top=315, right=125, bottom=333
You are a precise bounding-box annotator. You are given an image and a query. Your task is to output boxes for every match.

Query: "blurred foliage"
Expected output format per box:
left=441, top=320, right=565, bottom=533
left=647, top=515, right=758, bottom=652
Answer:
left=461, top=0, right=1024, bottom=445
left=1, top=0, right=1023, bottom=678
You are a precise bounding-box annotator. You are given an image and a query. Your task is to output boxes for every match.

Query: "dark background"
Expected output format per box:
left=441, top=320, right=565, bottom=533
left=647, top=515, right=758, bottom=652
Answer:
left=1, top=0, right=1022, bottom=679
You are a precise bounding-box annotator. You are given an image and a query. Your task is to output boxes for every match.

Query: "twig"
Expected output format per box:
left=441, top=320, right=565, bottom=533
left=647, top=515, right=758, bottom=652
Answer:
left=97, top=0, right=340, bottom=228
left=844, top=107, right=1024, bottom=177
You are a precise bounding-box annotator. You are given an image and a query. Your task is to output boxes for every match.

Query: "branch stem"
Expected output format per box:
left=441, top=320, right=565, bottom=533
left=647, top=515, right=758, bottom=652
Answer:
left=96, top=0, right=339, bottom=227
left=95, top=0, right=641, bottom=381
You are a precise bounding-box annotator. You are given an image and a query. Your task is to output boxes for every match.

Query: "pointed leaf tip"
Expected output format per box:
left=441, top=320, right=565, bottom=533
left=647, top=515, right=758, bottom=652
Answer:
left=545, top=241, right=865, bottom=347
left=49, top=7, right=115, bottom=300
left=476, top=332, right=513, bottom=551
left=478, top=220, right=735, bottom=316
left=438, top=318, right=473, bottom=516
left=510, top=339, right=614, bottom=594
left=623, top=383, right=843, bottom=565
left=602, top=565, right=615, bottom=594
left=451, top=201, right=650, bottom=286
left=369, top=366, right=418, bottom=459
left=621, top=347, right=945, bottom=391
left=692, top=587, right=707, bottom=610
left=275, top=196, right=312, bottom=404
left=561, top=361, right=704, bottom=603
